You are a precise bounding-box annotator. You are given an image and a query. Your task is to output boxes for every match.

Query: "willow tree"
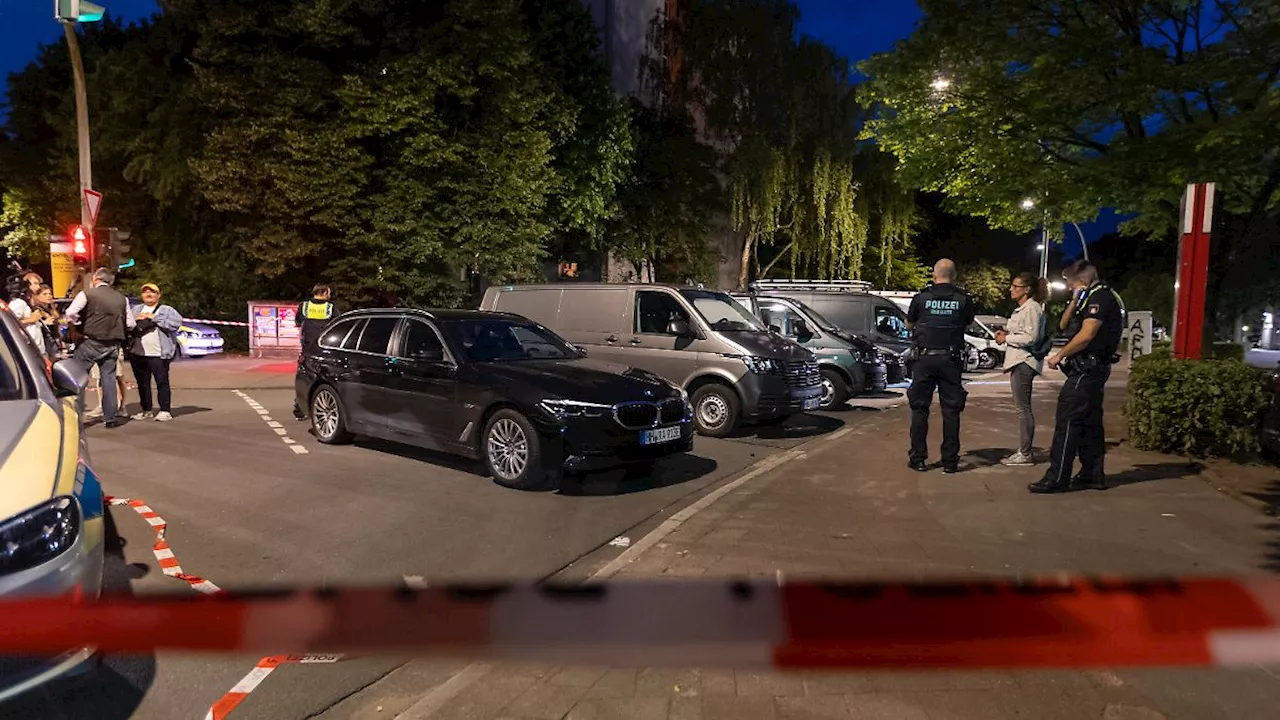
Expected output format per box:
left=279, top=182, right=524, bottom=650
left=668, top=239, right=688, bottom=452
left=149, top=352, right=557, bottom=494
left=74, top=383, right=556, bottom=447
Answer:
left=647, top=0, right=921, bottom=289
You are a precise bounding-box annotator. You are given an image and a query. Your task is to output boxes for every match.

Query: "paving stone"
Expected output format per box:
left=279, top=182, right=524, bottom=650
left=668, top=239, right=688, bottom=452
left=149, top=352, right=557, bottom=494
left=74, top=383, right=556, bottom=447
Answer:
left=503, top=681, right=590, bottom=720
left=585, top=669, right=638, bottom=699
left=566, top=698, right=669, bottom=720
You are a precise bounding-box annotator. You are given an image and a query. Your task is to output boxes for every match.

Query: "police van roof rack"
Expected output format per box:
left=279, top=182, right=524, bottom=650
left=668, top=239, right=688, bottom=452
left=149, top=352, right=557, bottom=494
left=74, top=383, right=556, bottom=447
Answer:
left=749, top=279, right=873, bottom=294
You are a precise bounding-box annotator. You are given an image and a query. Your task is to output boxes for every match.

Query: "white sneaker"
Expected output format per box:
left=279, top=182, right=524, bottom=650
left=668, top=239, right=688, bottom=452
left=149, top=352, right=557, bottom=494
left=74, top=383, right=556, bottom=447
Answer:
left=132, top=411, right=154, bottom=420
left=1000, top=452, right=1035, bottom=467
left=84, top=407, right=104, bottom=419
left=154, top=411, right=173, bottom=422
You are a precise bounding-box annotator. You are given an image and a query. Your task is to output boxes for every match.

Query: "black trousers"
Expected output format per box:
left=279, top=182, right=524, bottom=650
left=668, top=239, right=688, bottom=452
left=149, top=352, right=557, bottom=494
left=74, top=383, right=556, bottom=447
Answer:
left=1043, top=365, right=1110, bottom=484
left=908, top=353, right=967, bottom=464
left=130, top=356, right=172, bottom=413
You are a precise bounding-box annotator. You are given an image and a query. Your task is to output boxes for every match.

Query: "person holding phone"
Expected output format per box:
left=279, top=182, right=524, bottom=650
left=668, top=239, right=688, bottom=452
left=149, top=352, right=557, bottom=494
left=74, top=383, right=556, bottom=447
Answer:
left=994, top=273, right=1049, bottom=466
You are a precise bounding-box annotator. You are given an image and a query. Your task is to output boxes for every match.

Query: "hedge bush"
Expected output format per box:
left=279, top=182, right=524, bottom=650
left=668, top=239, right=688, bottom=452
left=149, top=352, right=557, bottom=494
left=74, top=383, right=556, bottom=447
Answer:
left=1206, top=342, right=1246, bottom=361
left=1127, top=354, right=1273, bottom=458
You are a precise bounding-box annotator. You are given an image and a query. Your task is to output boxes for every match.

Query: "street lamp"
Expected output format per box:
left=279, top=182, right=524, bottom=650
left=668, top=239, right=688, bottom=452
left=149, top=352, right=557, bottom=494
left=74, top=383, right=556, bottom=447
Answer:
left=931, top=76, right=952, bottom=92
left=56, top=0, right=106, bottom=279
left=1020, top=197, right=1049, bottom=279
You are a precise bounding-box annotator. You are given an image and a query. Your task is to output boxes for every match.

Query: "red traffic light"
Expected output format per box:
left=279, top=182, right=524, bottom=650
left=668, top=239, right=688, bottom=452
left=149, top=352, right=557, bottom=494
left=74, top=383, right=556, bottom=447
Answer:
left=71, top=226, right=89, bottom=259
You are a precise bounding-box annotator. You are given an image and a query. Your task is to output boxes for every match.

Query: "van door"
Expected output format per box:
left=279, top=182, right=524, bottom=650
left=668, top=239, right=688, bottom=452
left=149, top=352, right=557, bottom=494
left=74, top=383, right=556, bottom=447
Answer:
left=870, top=299, right=912, bottom=352
left=617, top=288, right=701, bottom=384
left=554, top=287, right=631, bottom=361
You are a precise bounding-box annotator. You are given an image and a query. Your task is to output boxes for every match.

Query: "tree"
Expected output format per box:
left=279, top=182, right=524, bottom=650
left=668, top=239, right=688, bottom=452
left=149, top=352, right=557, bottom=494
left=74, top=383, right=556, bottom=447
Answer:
left=859, top=0, right=1280, bottom=238
left=1123, top=271, right=1176, bottom=329
left=650, top=0, right=920, bottom=289
left=606, top=100, right=720, bottom=283
left=959, top=260, right=1012, bottom=314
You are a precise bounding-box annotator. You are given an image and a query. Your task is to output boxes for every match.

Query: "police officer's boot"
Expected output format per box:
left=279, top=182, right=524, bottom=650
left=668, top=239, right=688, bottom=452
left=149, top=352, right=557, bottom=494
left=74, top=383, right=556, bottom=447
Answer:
left=1027, top=475, right=1074, bottom=494
left=1069, top=474, right=1106, bottom=491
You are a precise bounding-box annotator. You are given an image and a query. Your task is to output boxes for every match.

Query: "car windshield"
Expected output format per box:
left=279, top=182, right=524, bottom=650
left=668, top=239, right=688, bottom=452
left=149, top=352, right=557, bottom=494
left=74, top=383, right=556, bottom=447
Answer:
left=443, top=318, right=579, bottom=362
left=791, top=299, right=841, bottom=332
left=680, top=290, right=764, bottom=332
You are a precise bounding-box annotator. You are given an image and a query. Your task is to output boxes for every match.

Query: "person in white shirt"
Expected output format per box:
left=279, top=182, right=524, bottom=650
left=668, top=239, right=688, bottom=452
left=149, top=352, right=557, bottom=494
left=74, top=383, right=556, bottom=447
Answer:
left=6, top=271, right=46, bottom=352
left=127, top=283, right=183, bottom=422
left=994, top=273, right=1049, bottom=466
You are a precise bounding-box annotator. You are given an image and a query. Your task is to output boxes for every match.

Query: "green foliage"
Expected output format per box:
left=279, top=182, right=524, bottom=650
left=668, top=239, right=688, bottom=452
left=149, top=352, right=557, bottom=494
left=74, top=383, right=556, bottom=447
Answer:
left=959, top=260, right=1012, bottom=314
left=1206, top=342, right=1246, bottom=362
left=653, top=0, right=921, bottom=288
left=1122, top=272, right=1176, bottom=329
left=1127, top=355, right=1272, bottom=458
left=859, top=0, right=1280, bottom=239
left=606, top=101, right=720, bottom=283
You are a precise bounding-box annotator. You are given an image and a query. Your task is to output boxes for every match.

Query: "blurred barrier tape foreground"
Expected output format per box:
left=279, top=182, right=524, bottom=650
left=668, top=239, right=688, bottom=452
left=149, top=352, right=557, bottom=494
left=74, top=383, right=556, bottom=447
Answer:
left=3, top=578, right=1280, bottom=669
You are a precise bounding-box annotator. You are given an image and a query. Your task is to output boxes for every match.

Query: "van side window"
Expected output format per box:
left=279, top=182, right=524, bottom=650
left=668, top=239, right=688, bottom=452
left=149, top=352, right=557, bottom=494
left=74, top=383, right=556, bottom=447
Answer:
left=874, top=305, right=909, bottom=340
left=635, top=291, right=690, bottom=335
left=758, top=303, right=803, bottom=337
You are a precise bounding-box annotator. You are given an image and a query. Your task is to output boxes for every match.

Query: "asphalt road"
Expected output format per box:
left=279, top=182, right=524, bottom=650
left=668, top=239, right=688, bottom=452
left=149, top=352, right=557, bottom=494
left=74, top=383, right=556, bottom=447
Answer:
left=1, top=387, right=904, bottom=720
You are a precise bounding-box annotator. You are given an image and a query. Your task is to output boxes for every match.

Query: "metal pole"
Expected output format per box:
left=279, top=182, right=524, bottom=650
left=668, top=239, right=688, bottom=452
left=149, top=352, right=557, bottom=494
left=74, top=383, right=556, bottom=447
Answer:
left=63, top=22, right=94, bottom=278
left=1039, top=215, right=1049, bottom=279
left=1070, top=221, right=1089, bottom=262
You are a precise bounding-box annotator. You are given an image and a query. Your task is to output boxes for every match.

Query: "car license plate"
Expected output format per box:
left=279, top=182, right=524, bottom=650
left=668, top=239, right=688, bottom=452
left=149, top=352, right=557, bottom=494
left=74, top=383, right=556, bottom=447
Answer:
left=642, top=426, right=682, bottom=445
left=803, top=396, right=821, bottom=411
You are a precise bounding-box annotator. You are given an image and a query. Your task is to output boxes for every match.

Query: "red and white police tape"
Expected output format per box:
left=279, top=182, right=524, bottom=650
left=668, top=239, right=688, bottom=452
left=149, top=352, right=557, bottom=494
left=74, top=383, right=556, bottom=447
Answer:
left=4, top=577, right=1280, bottom=670
left=108, top=496, right=343, bottom=718
left=184, top=319, right=251, bottom=327
left=108, top=497, right=222, bottom=595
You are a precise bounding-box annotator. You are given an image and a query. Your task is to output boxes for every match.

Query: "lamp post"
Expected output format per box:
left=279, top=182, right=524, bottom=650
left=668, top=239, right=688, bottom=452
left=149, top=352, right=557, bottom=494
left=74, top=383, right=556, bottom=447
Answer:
left=1021, top=198, right=1049, bottom=279
left=56, top=1, right=105, bottom=281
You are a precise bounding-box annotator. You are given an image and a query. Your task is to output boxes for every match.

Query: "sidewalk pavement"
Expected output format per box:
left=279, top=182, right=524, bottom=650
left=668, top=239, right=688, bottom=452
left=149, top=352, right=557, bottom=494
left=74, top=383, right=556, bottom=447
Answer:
left=318, top=379, right=1280, bottom=720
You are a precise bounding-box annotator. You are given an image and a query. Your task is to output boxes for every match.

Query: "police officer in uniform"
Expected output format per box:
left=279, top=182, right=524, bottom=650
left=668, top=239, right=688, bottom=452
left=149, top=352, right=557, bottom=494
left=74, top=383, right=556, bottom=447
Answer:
left=1029, top=260, right=1124, bottom=493
left=293, top=283, right=335, bottom=420
left=906, top=259, right=975, bottom=473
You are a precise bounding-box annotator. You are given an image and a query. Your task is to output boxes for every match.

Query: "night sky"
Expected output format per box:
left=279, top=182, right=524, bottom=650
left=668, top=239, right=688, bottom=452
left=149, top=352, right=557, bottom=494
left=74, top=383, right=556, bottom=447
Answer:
left=0, top=0, right=1111, bottom=246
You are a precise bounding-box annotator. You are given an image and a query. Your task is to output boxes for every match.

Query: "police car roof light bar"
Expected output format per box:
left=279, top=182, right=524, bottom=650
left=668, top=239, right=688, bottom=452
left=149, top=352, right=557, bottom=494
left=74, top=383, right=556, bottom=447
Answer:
left=750, top=279, right=873, bottom=294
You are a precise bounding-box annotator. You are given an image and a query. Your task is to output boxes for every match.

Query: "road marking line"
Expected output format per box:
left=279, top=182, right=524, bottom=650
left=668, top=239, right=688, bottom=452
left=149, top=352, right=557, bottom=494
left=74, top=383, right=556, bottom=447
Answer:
left=234, top=390, right=307, bottom=456
left=594, top=450, right=802, bottom=579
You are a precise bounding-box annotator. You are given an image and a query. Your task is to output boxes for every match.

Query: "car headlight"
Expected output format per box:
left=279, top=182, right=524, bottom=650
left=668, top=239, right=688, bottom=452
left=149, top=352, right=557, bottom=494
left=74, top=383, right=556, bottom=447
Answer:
left=677, top=386, right=691, bottom=408
left=728, top=355, right=785, bottom=374
left=539, top=399, right=611, bottom=419
left=0, top=496, right=81, bottom=575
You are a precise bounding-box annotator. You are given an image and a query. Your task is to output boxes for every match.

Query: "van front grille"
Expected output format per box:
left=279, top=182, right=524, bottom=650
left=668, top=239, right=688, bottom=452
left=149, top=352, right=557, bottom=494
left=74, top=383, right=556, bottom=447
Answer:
left=785, top=360, right=821, bottom=388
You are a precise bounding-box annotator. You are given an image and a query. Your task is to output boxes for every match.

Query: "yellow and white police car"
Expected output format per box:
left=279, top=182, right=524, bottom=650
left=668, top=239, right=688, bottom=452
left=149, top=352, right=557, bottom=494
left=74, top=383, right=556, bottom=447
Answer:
left=0, top=300, right=104, bottom=701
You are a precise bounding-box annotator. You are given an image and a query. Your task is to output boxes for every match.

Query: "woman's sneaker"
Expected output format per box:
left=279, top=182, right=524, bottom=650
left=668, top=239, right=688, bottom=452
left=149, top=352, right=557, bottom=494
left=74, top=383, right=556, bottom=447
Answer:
left=132, top=410, right=154, bottom=420
left=1001, top=451, right=1035, bottom=466
left=154, top=411, right=174, bottom=422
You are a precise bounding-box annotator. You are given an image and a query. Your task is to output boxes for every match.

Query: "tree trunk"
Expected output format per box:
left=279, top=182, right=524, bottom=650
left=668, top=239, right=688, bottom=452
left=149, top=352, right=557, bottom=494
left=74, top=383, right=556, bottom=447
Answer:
left=737, top=233, right=753, bottom=290
left=759, top=239, right=796, bottom=279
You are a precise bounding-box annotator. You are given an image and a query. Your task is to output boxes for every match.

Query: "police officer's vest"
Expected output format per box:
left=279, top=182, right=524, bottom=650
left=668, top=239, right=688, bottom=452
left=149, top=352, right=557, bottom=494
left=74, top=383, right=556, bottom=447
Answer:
left=912, top=284, right=969, bottom=350
left=302, top=300, right=333, bottom=323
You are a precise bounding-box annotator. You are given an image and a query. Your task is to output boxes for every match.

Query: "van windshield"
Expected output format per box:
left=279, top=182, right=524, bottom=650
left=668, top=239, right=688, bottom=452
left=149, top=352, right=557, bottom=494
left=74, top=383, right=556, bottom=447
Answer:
left=680, top=290, right=764, bottom=332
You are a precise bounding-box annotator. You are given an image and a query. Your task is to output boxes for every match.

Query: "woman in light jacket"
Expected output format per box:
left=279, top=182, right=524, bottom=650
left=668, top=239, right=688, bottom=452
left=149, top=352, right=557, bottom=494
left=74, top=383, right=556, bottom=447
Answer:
left=994, top=272, right=1048, bottom=466
left=128, top=283, right=183, bottom=422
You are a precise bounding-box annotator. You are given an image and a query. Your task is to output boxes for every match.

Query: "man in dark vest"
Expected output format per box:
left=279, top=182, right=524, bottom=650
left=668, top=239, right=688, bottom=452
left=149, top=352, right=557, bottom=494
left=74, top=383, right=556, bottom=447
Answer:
left=905, top=259, right=976, bottom=473
left=292, top=283, right=335, bottom=420
left=65, top=267, right=135, bottom=427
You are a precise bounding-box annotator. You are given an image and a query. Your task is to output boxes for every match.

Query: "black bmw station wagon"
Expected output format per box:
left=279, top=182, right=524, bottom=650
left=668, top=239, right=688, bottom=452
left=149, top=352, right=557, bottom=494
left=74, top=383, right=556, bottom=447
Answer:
left=295, top=309, right=695, bottom=489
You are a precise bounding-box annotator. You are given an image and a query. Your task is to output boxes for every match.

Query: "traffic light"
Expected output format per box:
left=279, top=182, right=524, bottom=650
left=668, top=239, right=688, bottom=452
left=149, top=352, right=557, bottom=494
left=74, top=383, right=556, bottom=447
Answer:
left=109, top=228, right=133, bottom=270
left=70, top=226, right=91, bottom=266
left=55, top=0, right=105, bottom=23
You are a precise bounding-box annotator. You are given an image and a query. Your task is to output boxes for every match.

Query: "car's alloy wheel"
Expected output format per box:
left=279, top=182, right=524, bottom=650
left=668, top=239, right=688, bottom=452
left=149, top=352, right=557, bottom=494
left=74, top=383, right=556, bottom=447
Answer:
left=483, top=410, right=547, bottom=490
left=311, top=386, right=351, bottom=444
left=819, top=367, right=849, bottom=408
left=487, top=418, right=528, bottom=481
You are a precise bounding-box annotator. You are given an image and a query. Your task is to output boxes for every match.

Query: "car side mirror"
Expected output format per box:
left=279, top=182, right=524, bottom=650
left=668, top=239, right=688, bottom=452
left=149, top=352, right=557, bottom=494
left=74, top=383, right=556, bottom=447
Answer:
left=572, top=345, right=588, bottom=357
left=51, top=359, right=88, bottom=398
left=667, top=319, right=693, bottom=337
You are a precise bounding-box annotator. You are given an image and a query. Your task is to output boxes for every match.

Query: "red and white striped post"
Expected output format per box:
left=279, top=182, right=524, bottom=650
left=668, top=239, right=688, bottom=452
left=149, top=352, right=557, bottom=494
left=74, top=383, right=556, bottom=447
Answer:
left=1172, top=182, right=1215, bottom=360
